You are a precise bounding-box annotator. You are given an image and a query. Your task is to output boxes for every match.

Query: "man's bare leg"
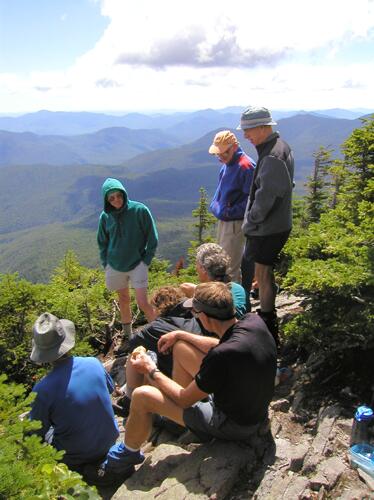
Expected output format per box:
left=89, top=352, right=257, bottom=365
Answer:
left=172, top=340, right=206, bottom=387
left=125, top=385, right=185, bottom=449
left=134, top=287, right=157, bottom=322
left=117, top=287, right=132, bottom=323
left=255, top=263, right=276, bottom=312
left=124, top=359, right=145, bottom=397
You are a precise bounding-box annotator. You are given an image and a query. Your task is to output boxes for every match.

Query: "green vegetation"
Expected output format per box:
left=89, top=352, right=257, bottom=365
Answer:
left=0, top=217, right=196, bottom=283
left=0, top=375, right=99, bottom=499
left=281, top=116, right=374, bottom=397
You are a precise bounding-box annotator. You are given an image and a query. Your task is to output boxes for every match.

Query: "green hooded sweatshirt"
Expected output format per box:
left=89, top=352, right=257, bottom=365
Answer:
left=97, top=178, right=158, bottom=272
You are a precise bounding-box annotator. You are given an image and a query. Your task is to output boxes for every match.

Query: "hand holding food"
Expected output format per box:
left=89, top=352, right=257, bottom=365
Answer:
left=131, top=345, right=147, bottom=359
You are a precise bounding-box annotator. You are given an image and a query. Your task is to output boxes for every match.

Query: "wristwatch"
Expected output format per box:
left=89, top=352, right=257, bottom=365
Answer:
left=149, top=368, right=161, bottom=380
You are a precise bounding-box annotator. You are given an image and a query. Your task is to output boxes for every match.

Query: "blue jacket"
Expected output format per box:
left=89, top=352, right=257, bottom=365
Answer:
left=210, top=147, right=255, bottom=221
left=30, top=357, right=119, bottom=467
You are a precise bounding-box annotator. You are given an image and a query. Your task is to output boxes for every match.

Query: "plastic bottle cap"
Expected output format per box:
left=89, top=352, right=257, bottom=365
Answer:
left=355, top=406, right=374, bottom=421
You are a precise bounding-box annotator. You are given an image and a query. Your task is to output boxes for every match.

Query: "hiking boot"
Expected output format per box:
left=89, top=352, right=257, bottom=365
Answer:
left=275, top=367, right=293, bottom=386
left=114, top=336, right=131, bottom=356
left=117, top=395, right=131, bottom=418
left=256, top=309, right=280, bottom=349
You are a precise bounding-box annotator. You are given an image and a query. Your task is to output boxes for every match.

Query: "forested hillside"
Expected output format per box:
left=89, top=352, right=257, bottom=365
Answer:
left=0, top=111, right=368, bottom=282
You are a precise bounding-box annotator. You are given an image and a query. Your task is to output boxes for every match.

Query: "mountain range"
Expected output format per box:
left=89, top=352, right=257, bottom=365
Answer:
left=0, top=113, right=364, bottom=175
left=0, top=107, right=372, bottom=137
left=0, top=108, right=372, bottom=282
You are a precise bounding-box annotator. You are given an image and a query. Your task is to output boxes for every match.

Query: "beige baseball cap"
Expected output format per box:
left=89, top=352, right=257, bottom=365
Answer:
left=208, top=130, right=239, bottom=155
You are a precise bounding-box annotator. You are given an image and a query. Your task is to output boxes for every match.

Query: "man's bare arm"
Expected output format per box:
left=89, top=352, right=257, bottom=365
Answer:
left=158, top=330, right=218, bottom=355
left=130, top=354, right=207, bottom=408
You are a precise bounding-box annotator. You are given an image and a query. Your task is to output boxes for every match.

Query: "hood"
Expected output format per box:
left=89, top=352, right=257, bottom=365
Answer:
left=102, top=177, right=128, bottom=213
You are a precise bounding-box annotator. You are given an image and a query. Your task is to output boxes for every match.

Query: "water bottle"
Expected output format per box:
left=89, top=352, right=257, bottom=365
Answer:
left=350, top=406, right=374, bottom=446
left=146, top=350, right=158, bottom=366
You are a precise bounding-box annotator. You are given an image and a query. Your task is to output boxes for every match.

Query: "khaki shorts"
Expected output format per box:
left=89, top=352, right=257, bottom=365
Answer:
left=105, top=262, right=148, bottom=291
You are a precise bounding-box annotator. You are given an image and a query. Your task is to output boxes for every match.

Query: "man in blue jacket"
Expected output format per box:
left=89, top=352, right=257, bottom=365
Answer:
left=208, top=131, right=255, bottom=286
left=29, top=313, right=120, bottom=479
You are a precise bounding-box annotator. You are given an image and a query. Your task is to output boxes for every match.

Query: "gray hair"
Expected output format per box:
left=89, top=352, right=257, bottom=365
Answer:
left=196, top=243, right=231, bottom=281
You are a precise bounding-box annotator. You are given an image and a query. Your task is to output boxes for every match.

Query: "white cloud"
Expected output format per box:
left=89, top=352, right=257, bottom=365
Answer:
left=96, top=0, right=374, bottom=68
left=0, top=0, right=374, bottom=112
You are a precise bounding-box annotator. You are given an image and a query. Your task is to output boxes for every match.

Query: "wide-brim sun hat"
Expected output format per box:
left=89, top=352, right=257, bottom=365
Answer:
left=237, top=106, right=277, bottom=130
left=31, top=312, right=76, bottom=363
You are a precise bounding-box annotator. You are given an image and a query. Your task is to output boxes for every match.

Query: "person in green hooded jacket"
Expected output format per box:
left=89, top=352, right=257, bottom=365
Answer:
left=97, top=178, right=158, bottom=343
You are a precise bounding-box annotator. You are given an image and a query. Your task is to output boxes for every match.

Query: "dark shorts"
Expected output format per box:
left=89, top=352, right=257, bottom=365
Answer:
left=183, top=396, right=261, bottom=443
left=244, top=230, right=291, bottom=266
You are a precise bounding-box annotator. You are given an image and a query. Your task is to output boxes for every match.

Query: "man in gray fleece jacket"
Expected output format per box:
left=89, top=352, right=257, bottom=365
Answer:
left=238, top=106, right=294, bottom=347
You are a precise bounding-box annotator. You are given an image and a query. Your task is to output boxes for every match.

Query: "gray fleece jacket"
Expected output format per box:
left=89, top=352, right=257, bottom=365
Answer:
left=242, top=132, right=294, bottom=236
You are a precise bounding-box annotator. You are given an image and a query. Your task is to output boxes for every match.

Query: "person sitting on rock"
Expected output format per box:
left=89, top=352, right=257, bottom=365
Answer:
left=180, top=242, right=250, bottom=318
left=97, top=282, right=276, bottom=478
left=28, top=312, right=133, bottom=484
left=116, top=285, right=217, bottom=417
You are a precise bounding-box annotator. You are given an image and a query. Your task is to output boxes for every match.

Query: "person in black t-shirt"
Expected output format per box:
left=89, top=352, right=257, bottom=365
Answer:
left=106, top=282, right=276, bottom=472
left=116, top=285, right=216, bottom=415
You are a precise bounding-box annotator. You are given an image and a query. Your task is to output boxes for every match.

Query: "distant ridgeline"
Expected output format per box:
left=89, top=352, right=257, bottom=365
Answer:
left=0, top=109, right=371, bottom=282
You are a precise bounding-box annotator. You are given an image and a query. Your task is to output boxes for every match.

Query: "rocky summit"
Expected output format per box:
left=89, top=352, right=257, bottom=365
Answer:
left=99, top=294, right=373, bottom=499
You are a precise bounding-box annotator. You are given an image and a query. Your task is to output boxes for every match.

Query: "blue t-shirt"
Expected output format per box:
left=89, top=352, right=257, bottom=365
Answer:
left=30, top=356, right=119, bottom=466
left=230, top=281, right=250, bottom=318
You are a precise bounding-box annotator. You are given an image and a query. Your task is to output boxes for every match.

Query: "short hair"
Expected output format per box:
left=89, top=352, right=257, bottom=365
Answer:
left=193, top=282, right=234, bottom=320
left=150, top=286, right=185, bottom=317
left=196, top=243, right=231, bottom=281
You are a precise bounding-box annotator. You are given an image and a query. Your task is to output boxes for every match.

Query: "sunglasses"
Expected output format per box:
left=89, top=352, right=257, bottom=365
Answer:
left=216, top=145, right=233, bottom=157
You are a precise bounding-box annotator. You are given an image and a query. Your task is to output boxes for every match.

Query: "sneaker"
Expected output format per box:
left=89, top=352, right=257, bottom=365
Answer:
left=103, top=442, right=145, bottom=474
left=82, top=462, right=135, bottom=487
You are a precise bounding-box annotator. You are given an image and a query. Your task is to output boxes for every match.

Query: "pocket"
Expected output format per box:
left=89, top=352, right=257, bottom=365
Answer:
left=233, top=220, right=244, bottom=235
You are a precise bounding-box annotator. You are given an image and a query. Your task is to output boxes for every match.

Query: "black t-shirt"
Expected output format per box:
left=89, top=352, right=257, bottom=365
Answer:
left=195, top=313, right=277, bottom=425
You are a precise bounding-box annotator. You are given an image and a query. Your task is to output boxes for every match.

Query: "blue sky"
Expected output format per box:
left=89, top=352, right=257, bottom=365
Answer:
left=1, top=0, right=374, bottom=113
left=0, top=0, right=108, bottom=73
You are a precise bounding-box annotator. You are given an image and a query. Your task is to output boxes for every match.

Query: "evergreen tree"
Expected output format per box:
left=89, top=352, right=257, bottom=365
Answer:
left=0, top=375, right=98, bottom=499
left=191, top=187, right=216, bottom=245
left=327, top=159, right=345, bottom=209
left=283, top=118, right=374, bottom=398
left=339, top=116, right=374, bottom=212
left=181, top=187, right=216, bottom=278
left=303, top=146, right=332, bottom=226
